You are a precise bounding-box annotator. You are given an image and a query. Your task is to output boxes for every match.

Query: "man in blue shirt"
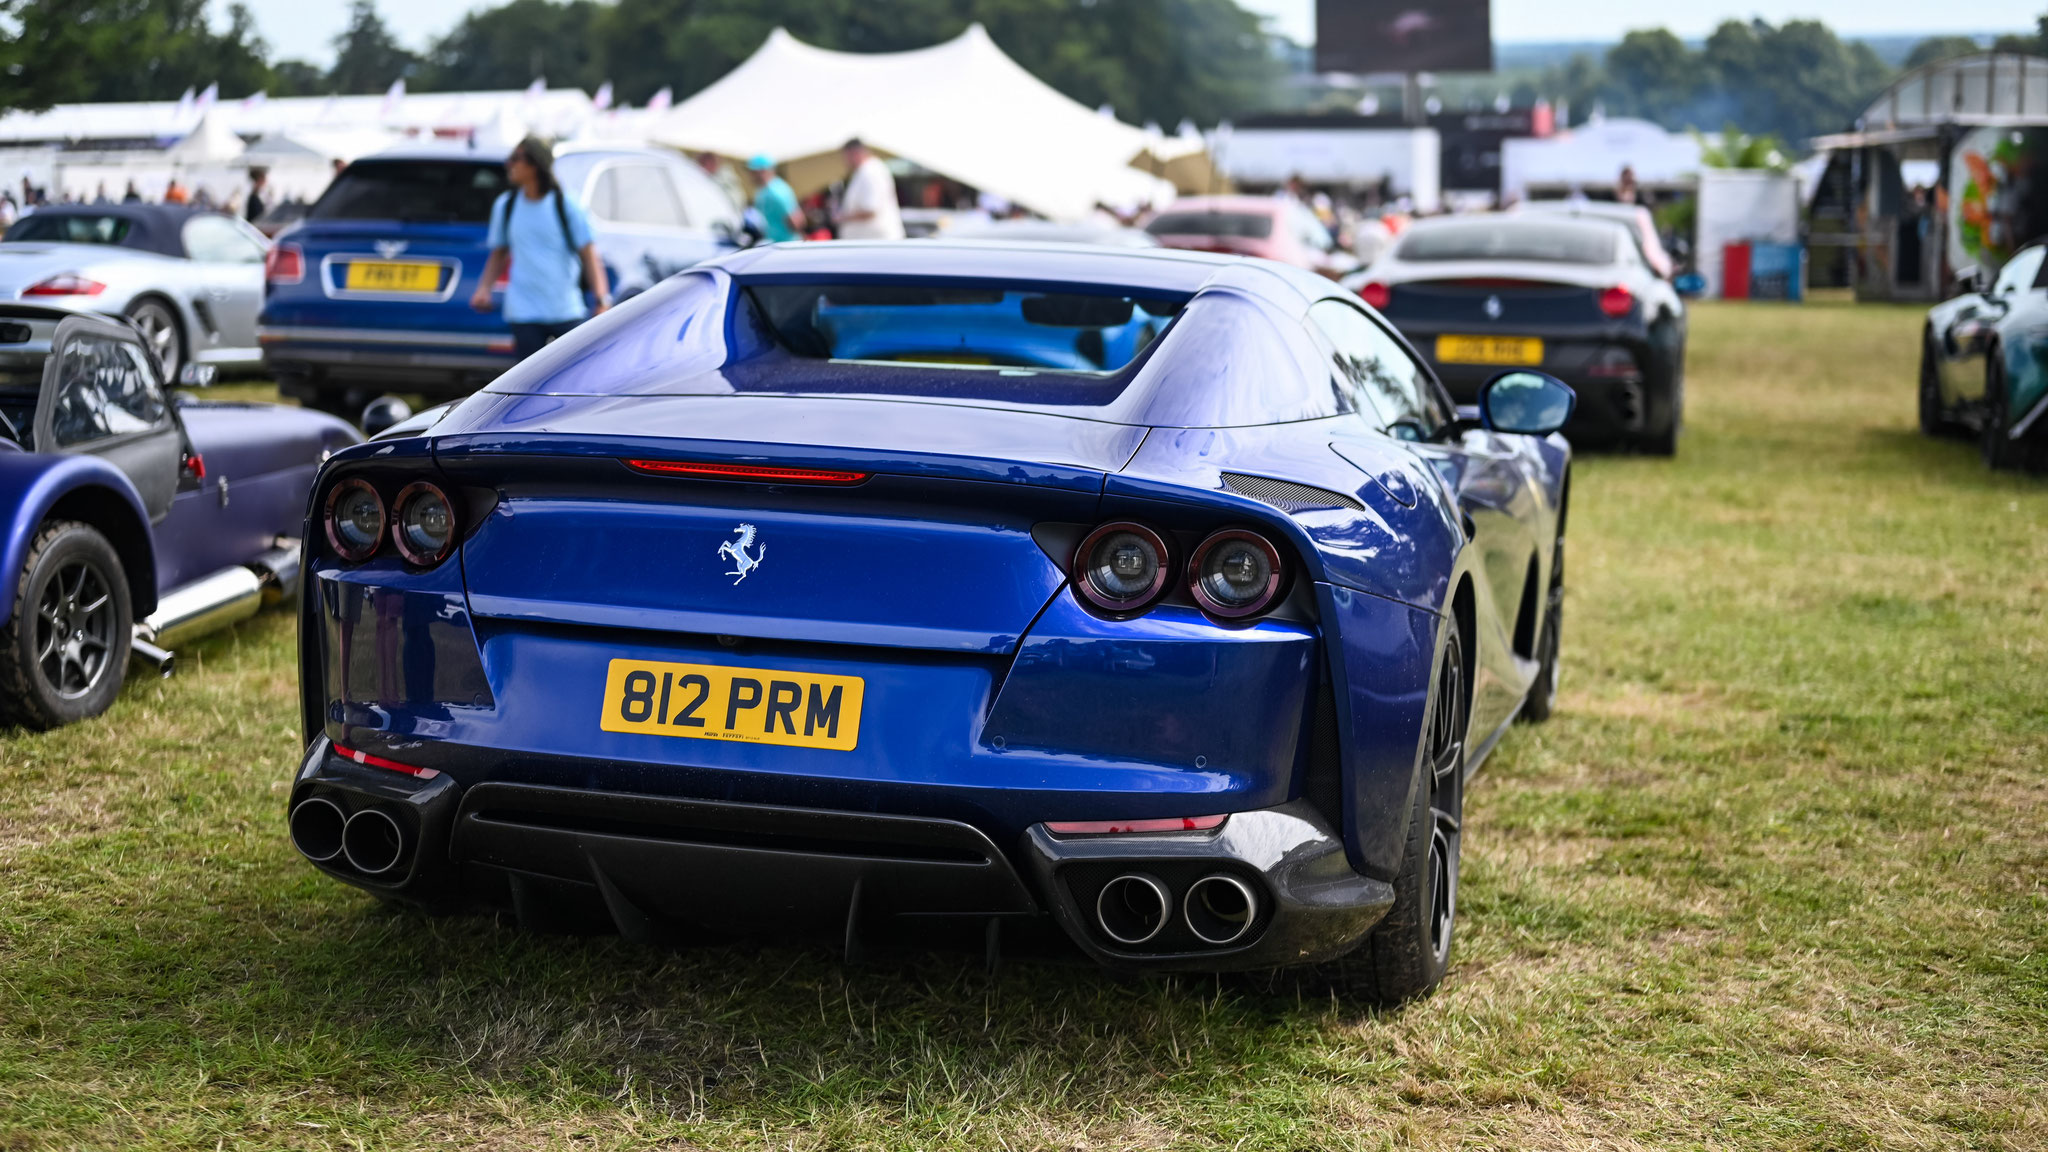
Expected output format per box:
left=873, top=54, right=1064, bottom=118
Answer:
left=748, top=154, right=804, bottom=244
left=471, top=136, right=611, bottom=360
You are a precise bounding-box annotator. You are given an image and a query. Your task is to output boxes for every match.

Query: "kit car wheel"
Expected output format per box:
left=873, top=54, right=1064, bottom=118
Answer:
left=1313, top=614, right=1467, bottom=1004
left=125, top=297, right=184, bottom=382
left=1519, top=548, right=1563, bottom=724
left=1920, top=330, right=1959, bottom=437
left=1982, top=358, right=2020, bottom=470
left=0, top=520, right=132, bottom=730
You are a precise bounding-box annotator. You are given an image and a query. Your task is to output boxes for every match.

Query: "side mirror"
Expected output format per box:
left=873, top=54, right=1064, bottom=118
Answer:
left=1956, top=265, right=1990, bottom=296
left=1480, top=370, right=1576, bottom=436
left=359, top=395, right=413, bottom=438
left=1673, top=271, right=1706, bottom=298
left=177, top=362, right=217, bottom=387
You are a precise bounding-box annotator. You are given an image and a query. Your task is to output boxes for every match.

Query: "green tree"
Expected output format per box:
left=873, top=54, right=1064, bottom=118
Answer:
left=420, top=0, right=606, bottom=92
left=1700, top=19, right=1889, bottom=142
left=1903, top=35, right=1984, bottom=70
left=327, top=0, right=418, bottom=94
left=1604, top=28, right=1702, bottom=125
left=0, top=0, right=273, bottom=109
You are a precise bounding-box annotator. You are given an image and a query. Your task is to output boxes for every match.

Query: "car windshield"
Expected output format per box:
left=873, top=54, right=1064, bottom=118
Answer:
left=5, top=214, right=134, bottom=246
left=1399, top=222, right=1617, bottom=265
left=1145, top=211, right=1274, bottom=239
left=746, top=283, right=1185, bottom=375
left=308, top=160, right=508, bottom=223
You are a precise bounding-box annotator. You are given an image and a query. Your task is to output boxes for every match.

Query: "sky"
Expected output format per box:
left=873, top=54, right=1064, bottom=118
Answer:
left=236, top=0, right=2039, bottom=67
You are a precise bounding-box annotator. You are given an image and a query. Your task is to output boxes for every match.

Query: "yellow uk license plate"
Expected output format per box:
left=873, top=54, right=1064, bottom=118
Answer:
left=1436, top=335, right=1544, bottom=365
left=599, top=659, right=865, bottom=751
left=344, top=260, right=442, bottom=294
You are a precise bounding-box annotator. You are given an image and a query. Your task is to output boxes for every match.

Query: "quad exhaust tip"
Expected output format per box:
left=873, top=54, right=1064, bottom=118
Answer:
left=1095, top=873, right=1172, bottom=945
left=1184, top=873, right=1259, bottom=945
left=340, top=807, right=409, bottom=876
left=288, top=796, right=347, bottom=863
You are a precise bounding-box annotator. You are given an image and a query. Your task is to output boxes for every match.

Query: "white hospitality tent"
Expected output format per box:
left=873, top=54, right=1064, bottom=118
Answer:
left=651, top=25, right=1180, bottom=220
left=1501, top=116, right=1702, bottom=201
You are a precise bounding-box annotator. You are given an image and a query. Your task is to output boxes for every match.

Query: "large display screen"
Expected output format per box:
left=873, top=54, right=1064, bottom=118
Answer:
left=1315, top=0, right=1494, bottom=75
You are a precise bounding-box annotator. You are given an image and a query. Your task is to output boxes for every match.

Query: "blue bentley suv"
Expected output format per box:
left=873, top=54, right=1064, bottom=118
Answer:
left=258, top=143, right=741, bottom=416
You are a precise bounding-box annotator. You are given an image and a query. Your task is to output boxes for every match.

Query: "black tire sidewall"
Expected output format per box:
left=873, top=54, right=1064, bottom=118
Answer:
left=1, top=522, right=132, bottom=728
left=1983, top=359, right=2015, bottom=469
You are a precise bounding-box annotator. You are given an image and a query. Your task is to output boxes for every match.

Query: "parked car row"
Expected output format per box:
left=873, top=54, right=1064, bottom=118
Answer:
left=1920, top=240, right=2048, bottom=471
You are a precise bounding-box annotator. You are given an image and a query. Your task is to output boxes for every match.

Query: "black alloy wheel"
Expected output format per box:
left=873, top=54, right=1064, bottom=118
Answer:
left=0, top=520, right=132, bottom=729
left=1920, top=330, right=1959, bottom=438
left=1983, top=358, right=2020, bottom=470
left=1315, top=615, right=1468, bottom=1004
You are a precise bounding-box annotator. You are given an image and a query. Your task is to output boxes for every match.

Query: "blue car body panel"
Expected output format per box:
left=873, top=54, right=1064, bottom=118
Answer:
left=290, top=241, right=1571, bottom=954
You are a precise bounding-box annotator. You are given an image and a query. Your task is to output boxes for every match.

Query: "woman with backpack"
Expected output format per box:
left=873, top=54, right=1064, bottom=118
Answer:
left=470, top=135, right=611, bottom=360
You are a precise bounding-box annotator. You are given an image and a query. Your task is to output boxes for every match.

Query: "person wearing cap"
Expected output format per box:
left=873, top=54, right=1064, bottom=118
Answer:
left=748, top=155, right=804, bottom=244
left=835, top=138, right=903, bottom=241
left=471, top=135, right=610, bottom=361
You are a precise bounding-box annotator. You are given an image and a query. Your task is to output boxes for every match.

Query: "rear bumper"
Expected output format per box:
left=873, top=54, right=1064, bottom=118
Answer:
left=259, top=325, right=515, bottom=393
left=1396, top=320, right=1677, bottom=446
left=288, top=737, right=1393, bottom=970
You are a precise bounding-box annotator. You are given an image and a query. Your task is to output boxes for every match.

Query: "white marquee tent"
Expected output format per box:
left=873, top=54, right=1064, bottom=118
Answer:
left=1501, top=117, right=1702, bottom=200
left=651, top=25, right=1179, bottom=220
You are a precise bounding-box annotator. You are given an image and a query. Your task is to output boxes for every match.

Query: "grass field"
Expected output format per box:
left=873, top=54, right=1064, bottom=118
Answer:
left=2, top=301, right=2045, bottom=1150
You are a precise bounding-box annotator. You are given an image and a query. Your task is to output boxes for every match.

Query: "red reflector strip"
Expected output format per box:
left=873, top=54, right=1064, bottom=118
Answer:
left=332, top=743, right=440, bottom=779
left=1045, top=815, right=1228, bottom=835
left=624, top=459, right=870, bottom=485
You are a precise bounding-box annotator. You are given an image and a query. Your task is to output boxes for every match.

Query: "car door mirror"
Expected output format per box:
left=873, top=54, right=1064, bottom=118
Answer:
left=1479, top=370, right=1576, bottom=436
left=177, top=362, right=216, bottom=387
left=359, top=395, right=413, bottom=438
left=1956, top=265, right=1990, bottom=296
left=1673, top=271, right=1706, bottom=297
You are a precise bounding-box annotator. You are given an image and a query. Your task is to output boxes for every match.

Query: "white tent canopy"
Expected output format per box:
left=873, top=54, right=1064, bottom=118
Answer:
left=164, top=110, right=244, bottom=163
left=652, top=25, right=1175, bottom=220
left=1501, top=117, right=1701, bottom=199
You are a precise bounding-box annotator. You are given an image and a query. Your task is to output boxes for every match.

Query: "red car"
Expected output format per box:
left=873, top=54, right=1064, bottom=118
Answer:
left=1145, top=196, right=1358, bottom=279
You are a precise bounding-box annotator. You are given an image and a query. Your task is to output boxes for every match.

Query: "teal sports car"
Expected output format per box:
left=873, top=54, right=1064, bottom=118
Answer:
left=1922, top=242, right=2048, bottom=470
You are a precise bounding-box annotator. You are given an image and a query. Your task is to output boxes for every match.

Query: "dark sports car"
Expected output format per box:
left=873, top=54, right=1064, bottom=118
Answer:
left=286, top=242, right=1574, bottom=1003
left=1344, top=213, right=1687, bottom=454
left=0, top=304, right=358, bottom=729
left=1921, top=241, right=2048, bottom=470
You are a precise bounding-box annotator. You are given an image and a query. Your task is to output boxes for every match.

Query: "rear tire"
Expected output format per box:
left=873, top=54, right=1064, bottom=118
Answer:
left=1519, top=549, right=1563, bottom=724
left=1983, top=358, right=2020, bottom=470
left=1638, top=352, right=1682, bottom=456
left=1920, top=330, right=1959, bottom=438
left=124, top=297, right=184, bottom=383
left=1312, top=615, right=1467, bottom=1005
left=0, top=521, right=132, bottom=730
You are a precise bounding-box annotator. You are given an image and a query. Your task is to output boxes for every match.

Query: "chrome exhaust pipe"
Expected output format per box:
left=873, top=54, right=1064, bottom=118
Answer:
left=1095, top=873, right=1171, bottom=946
left=138, top=566, right=263, bottom=650
left=249, top=537, right=302, bottom=606
left=129, top=634, right=174, bottom=678
left=1184, top=873, right=1259, bottom=946
left=341, top=807, right=409, bottom=876
left=289, top=796, right=347, bottom=863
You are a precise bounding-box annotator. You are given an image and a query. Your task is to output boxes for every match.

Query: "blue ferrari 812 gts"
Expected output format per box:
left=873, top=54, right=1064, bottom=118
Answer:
left=287, top=241, right=1575, bottom=1002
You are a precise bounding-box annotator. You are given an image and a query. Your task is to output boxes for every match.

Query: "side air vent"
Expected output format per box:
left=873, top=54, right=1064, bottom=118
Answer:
left=1221, top=471, right=1364, bottom=513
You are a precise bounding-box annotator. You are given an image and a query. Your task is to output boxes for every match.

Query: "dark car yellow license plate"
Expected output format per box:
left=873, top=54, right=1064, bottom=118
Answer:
left=599, top=659, right=865, bottom=751
left=1436, top=335, right=1544, bottom=365
left=344, top=260, right=443, bottom=294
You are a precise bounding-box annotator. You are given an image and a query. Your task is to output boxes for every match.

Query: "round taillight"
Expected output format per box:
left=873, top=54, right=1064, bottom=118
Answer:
left=1598, top=285, right=1634, bottom=318
left=1072, top=522, right=1172, bottom=614
left=1188, top=529, right=1285, bottom=620
left=391, top=481, right=456, bottom=566
left=324, top=478, right=384, bottom=562
left=1358, top=281, right=1392, bottom=310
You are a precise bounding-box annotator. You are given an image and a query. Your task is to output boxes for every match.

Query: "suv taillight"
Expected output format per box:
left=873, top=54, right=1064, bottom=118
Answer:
left=265, top=243, right=304, bottom=285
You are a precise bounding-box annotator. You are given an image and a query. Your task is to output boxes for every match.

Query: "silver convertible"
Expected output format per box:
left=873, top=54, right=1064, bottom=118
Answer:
left=2, top=204, right=270, bottom=382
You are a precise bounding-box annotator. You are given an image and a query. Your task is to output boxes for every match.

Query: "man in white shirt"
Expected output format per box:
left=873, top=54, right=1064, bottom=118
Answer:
left=835, top=138, right=903, bottom=241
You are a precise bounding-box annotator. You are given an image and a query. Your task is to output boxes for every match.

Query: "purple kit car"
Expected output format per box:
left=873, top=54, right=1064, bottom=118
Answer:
left=286, top=243, right=1574, bottom=1002
left=0, top=304, right=359, bottom=728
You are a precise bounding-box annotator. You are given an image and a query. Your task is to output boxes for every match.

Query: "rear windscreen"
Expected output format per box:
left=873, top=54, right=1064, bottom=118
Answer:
left=1399, top=223, right=1616, bottom=265
left=308, top=160, right=508, bottom=223
left=746, top=284, right=1185, bottom=375
left=1144, top=211, right=1274, bottom=239
left=5, top=214, right=133, bottom=246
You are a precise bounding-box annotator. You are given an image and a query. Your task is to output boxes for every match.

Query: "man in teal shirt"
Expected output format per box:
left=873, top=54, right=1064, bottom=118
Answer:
left=748, top=155, right=804, bottom=244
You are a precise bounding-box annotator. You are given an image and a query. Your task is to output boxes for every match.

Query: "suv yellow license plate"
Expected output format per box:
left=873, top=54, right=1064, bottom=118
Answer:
left=344, top=260, right=442, bottom=294
left=599, top=659, right=865, bottom=751
left=1436, top=335, right=1543, bottom=365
